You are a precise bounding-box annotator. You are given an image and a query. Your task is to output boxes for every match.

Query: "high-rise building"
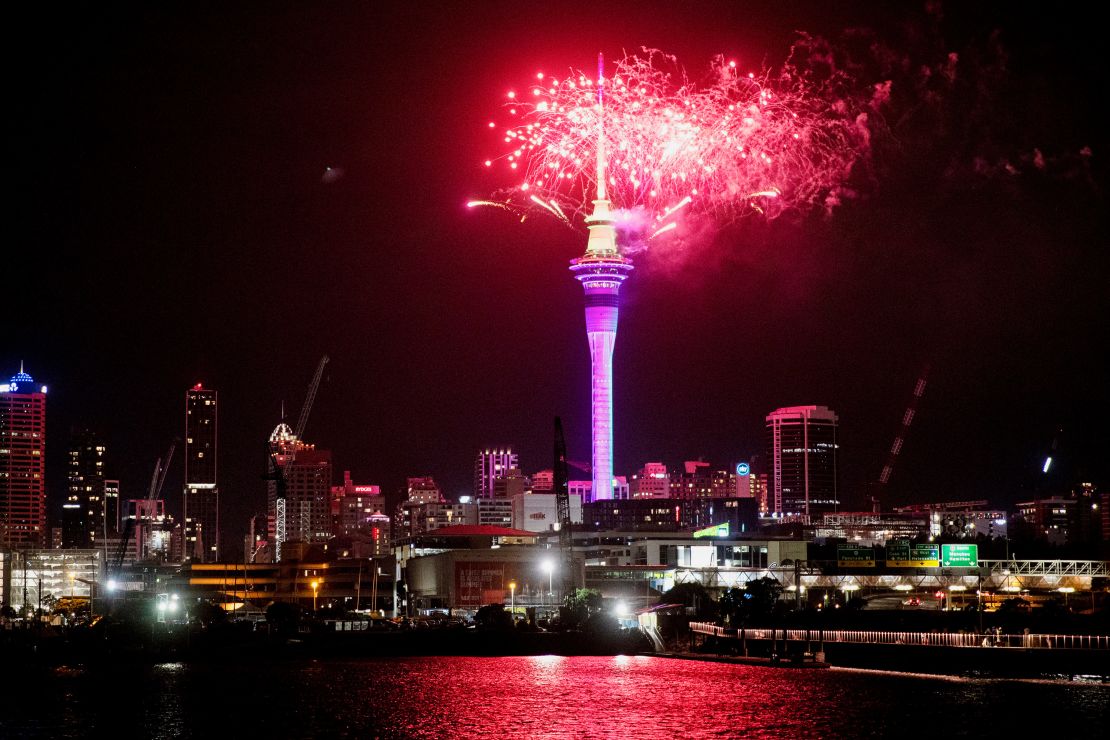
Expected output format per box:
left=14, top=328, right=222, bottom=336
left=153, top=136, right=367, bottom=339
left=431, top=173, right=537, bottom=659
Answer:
left=406, top=476, right=443, bottom=505
left=669, top=461, right=712, bottom=499
left=492, top=467, right=529, bottom=499
left=474, top=448, right=519, bottom=499
left=569, top=181, right=633, bottom=502
left=0, top=365, right=47, bottom=548
left=104, top=479, right=120, bottom=536
left=630, top=462, right=670, bottom=499
left=184, top=384, right=219, bottom=562
left=267, top=422, right=332, bottom=559
left=331, top=470, right=386, bottom=536
left=765, top=405, right=839, bottom=517
left=530, top=469, right=554, bottom=492
left=63, top=429, right=107, bottom=548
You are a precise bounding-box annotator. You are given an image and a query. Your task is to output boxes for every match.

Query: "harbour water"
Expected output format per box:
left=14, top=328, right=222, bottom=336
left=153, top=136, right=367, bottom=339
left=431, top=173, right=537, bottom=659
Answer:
left=3, top=655, right=1107, bottom=738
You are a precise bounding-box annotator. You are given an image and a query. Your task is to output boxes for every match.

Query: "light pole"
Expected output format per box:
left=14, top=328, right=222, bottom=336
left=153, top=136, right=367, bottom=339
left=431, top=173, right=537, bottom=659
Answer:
left=509, top=580, right=517, bottom=618
left=978, top=569, right=984, bottom=634
left=542, top=559, right=554, bottom=604
left=311, top=580, right=320, bottom=613
left=1058, top=586, right=1074, bottom=610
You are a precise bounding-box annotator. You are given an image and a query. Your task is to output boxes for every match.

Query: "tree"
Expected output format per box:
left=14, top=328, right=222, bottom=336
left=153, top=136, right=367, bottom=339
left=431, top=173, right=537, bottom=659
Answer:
left=659, top=583, right=716, bottom=619
left=474, top=603, right=514, bottom=631
left=718, top=587, right=746, bottom=626
left=719, top=578, right=784, bottom=625
left=997, top=597, right=1030, bottom=615
left=265, top=601, right=301, bottom=635
left=193, top=600, right=228, bottom=627
left=559, top=588, right=602, bottom=628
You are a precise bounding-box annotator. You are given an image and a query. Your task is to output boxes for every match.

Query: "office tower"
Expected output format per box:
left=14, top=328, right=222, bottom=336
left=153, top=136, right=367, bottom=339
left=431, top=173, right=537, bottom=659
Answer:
left=406, top=476, right=443, bottom=504
left=492, top=467, right=529, bottom=499
left=268, top=422, right=332, bottom=559
left=104, top=479, right=120, bottom=535
left=331, top=470, right=386, bottom=536
left=0, top=365, right=47, bottom=548
left=63, top=429, right=107, bottom=548
left=630, top=462, right=670, bottom=499
left=669, top=461, right=712, bottom=499
left=184, top=384, right=218, bottom=562
left=474, top=448, right=519, bottom=499
left=765, top=405, right=839, bottom=516
left=530, top=469, right=554, bottom=492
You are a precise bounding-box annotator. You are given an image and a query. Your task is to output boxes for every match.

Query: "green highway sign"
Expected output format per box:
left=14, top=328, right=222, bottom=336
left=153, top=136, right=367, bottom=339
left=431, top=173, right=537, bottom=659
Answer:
left=941, top=543, right=979, bottom=567
left=886, top=543, right=939, bottom=568
left=837, top=547, right=875, bottom=567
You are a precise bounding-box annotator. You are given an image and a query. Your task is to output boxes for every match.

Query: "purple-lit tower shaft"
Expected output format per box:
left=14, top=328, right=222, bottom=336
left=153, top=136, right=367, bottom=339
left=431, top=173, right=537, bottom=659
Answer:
left=570, top=198, right=632, bottom=501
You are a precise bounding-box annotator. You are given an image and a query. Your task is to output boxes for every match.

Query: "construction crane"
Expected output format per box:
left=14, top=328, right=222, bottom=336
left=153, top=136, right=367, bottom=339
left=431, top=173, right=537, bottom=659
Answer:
left=871, top=365, right=929, bottom=512
left=553, top=417, right=575, bottom=602
left=295, top=355, right=329, bottom=440
left=114, top=440, right=175, bottom=574
left=270, top=355, right=329, bottom=562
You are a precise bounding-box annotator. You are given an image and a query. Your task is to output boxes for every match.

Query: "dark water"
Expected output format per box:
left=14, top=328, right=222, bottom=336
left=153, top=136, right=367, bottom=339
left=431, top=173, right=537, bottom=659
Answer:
left=3, top=656, right=1107, bottom=738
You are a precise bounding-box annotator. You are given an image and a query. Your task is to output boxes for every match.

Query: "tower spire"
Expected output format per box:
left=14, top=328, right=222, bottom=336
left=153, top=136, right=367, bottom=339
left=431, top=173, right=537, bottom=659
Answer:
left=596, top=52, right=606, bottom=202
left=583, top=53, right=619, bottom=258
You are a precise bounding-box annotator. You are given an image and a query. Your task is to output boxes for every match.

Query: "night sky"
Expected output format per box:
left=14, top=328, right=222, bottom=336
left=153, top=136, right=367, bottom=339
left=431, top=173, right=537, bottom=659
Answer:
left=5, top=2, right=1107, bottom=557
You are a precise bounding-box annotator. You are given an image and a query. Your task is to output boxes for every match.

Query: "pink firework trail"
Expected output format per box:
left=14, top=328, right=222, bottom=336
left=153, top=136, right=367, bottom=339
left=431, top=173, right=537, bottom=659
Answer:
left=473, top=49, right=864, bottom=238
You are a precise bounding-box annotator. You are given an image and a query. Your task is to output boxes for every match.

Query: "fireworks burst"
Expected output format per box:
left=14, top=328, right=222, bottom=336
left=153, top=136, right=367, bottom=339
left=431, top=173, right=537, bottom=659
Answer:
left=472, top=49, right=865, bottom=240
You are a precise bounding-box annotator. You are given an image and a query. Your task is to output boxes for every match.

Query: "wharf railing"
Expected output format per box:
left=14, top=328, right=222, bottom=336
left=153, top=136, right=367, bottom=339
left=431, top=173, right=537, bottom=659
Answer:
left=688, top=622, right=1110, bottom=651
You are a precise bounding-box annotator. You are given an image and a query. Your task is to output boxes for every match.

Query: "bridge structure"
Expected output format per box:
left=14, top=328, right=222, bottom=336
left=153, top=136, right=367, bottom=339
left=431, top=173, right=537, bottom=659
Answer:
left=689, top=622, right=1110, bottom=651
left=665, top=559, right=1108, bottom=594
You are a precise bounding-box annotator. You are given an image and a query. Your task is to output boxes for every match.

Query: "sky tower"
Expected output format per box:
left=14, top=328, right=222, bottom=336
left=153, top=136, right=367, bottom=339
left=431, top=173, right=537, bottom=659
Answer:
left=569, top=54, right=633, bottom=501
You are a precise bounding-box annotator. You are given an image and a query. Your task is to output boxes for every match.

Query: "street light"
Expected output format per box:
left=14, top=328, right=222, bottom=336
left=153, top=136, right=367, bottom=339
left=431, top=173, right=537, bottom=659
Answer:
left=509, top=580, right=517, bottom=616
left=1058, top=586, right=1075, bottom=609
left=948, top=584, right=967, bottom=612
left=311, top=580, right=320, bottom=613
left=541, top=559, right=554, bottom=597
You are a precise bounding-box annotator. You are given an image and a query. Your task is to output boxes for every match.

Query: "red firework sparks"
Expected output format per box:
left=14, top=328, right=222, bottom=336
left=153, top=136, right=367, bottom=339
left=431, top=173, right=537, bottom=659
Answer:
left=472, top=49, right=864, bottom=236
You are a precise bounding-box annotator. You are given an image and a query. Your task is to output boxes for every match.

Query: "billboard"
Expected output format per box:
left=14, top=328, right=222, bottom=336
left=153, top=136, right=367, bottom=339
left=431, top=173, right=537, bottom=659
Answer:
left=941, top=543, right=979, bottom=567
left=886, top=543, right=940, bottom=568
left=454, top=561, right=529, bottom=607
left=693, top=522, right=730, bottom=539
left=837, top=546, right=876, bottom=568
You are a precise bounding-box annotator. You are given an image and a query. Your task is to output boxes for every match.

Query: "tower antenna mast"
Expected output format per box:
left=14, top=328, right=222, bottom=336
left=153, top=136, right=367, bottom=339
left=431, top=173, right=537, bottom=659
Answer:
left=596, top=52, right=606, bottom=201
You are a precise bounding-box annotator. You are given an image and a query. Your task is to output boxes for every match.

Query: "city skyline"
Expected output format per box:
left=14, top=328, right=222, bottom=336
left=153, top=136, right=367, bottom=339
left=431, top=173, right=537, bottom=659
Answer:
left=4, top=3, right=1107, bottom=554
